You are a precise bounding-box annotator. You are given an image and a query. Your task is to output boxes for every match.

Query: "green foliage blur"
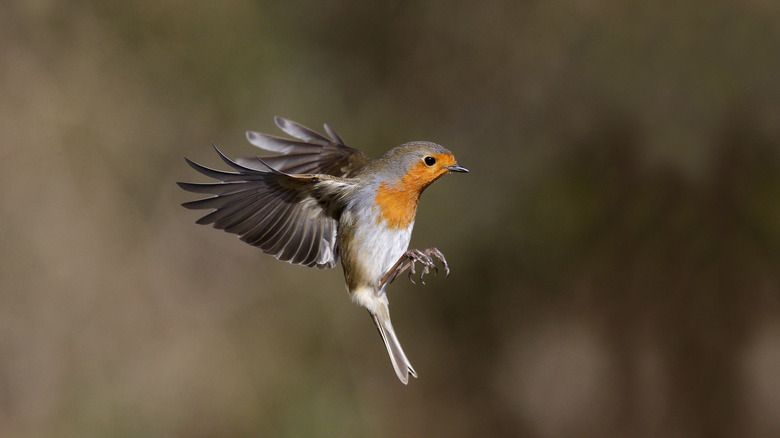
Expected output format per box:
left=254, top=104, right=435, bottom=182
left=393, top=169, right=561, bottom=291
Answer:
left=2, top=1, right=779, bottom=437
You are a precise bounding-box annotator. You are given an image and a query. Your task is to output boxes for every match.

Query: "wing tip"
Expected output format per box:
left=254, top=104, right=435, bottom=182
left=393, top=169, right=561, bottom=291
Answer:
left=274, top=116, right=288, bottom=130
left=246, top=130, right=261, bottom=144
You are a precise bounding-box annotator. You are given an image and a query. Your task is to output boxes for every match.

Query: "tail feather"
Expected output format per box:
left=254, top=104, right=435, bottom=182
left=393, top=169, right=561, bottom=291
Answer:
left=371, top=309, right=417, bottom=384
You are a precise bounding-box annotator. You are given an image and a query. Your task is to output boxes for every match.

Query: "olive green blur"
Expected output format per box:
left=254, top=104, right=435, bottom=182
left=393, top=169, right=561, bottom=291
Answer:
left=2, top=1, right=779, bottom=437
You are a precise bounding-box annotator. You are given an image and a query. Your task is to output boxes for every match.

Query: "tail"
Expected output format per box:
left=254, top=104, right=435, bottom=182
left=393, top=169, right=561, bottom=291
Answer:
left=370, top=307, right=417, bottom=384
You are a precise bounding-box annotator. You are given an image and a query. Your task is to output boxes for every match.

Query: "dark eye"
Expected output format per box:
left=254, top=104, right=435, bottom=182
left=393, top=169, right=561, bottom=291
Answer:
left=424, top=156, right=436, bottom=166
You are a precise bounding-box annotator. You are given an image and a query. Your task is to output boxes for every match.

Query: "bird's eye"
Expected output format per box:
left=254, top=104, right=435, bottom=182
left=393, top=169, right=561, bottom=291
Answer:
left=424, top=156, right=436, bottom=166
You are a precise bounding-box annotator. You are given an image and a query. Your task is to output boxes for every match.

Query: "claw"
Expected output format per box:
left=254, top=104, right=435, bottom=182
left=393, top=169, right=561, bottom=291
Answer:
left=425, top=248, right=450, bottom=278
left=421, top=254, right=436, bottom=284
left=379, top=247, right=452, bottom=290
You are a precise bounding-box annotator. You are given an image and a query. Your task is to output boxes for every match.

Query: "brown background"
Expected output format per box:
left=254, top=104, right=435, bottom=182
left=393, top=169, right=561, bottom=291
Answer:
left=2, top=1, right=780, bottom=437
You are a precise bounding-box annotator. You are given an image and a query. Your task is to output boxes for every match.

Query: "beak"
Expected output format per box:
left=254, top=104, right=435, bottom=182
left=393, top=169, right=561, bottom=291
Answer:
left=446, top=163, right=469, bottom=173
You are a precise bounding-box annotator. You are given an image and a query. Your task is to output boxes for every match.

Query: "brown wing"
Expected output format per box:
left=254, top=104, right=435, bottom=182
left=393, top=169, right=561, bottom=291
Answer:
left=238, top=117, right=371, bottom=177
left=178, top=147, right=356, bottom=269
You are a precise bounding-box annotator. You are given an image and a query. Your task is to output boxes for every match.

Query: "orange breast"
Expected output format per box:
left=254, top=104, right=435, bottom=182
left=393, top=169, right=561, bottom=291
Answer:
left=374, top=181, right=420, bottom=230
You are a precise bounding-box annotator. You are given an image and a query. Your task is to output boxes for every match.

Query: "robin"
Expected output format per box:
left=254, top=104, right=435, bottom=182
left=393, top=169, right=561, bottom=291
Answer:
left=178, top=117, right=468, bottom=384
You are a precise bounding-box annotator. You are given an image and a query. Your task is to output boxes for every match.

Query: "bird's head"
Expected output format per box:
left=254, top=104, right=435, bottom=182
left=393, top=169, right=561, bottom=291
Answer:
left=368, top=142, right=468, bottom=230
left=372, top=141, right=468, bottom=193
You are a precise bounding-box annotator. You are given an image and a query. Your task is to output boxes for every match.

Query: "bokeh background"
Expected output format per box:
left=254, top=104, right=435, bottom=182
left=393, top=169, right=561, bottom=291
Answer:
left=3, top=1, right=780, bottom=437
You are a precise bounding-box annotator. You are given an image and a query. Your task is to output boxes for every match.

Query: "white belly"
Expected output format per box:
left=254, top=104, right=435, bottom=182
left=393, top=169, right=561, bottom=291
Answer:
left=352, top=220, right=414, bottom=284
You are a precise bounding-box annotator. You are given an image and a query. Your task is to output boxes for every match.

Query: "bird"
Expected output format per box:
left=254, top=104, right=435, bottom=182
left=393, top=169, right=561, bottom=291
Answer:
left=177, top=117, right=468, bottom=384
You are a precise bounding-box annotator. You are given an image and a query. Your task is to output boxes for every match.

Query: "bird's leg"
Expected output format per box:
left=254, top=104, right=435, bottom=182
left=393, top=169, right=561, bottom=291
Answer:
left=379, top=248, right=450, bottom=290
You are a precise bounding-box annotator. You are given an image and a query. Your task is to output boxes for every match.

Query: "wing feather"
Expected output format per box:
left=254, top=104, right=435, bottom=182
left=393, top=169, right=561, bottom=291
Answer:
left=323, top=123, right=345, bottom=145
left=178, top=147, right=356, bottom=269
left=240, top=117, right=371, bottom=178
left=274, top=116, right=332, bottom=145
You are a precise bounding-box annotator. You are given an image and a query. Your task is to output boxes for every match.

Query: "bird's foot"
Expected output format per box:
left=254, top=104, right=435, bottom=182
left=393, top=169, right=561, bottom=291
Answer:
left=379, top=248, right=450, bottom=289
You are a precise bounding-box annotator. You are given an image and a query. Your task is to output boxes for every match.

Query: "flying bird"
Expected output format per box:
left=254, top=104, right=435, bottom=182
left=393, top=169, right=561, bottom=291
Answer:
left=178, top=117, right=468, bottom=384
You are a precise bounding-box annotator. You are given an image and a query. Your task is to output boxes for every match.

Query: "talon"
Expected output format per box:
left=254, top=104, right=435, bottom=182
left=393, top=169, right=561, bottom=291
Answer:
left=420, top=264, right=430, bottom=284
left=380, top=247, right=452, bottom=289
left=424, top=247, right=450, bottom=278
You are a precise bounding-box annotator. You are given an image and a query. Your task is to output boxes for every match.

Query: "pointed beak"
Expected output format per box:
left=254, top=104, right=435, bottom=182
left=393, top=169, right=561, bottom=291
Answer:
left=446, top=163, right=469, bottom=173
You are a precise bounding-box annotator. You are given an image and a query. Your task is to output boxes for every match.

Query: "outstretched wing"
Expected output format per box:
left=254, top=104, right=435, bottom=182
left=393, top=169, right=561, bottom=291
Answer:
left=238, top=116, right=371, bottom=177
left=178, top=147, right=356, bottom=269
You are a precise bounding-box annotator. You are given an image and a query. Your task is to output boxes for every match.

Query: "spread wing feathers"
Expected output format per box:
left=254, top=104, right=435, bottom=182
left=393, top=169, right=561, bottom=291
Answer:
left=178, top=146, right=357, bottom=269
left=239, top=116, right=370, bottom=178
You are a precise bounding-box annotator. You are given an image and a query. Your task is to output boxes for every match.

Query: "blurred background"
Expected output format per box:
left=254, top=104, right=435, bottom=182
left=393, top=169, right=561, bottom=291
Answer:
left=2, top=1, right=780, bottom=437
